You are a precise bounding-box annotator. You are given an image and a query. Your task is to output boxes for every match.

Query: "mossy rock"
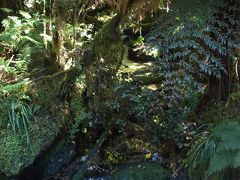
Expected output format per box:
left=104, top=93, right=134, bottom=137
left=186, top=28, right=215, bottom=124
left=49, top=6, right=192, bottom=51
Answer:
left=0, top=68, right=79, bottom=177
left=0, top=130, right=33, bottom=176
left=18, top=138, right=76, bottom=179
left=103, top=123, right=160, bottom=164
left=0, top=113, right=65, bottom=177
left=110, top=161, right=171, bottom=180
left=134, top=73, right=162, bottom=85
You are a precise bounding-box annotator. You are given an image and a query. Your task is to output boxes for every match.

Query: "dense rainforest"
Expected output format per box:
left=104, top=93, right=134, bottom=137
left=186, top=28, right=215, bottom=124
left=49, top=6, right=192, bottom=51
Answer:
left=0, top=0, right=240, bottom=179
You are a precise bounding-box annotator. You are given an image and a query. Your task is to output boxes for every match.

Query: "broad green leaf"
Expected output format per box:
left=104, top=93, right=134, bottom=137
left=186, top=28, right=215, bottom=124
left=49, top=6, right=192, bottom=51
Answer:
left=19, top=10, right=32, bottom=19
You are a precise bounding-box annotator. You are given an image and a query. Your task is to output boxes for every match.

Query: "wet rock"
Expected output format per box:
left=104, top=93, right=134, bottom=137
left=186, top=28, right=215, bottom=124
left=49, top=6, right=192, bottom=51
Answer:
left=109, top=161, right=171, bottom=180
left=18, top=139, right=75, bottom=180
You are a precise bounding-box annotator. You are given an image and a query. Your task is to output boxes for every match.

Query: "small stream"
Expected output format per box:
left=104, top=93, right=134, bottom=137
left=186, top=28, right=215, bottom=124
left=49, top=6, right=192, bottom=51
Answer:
left=15, top=135, right=185, bottom=180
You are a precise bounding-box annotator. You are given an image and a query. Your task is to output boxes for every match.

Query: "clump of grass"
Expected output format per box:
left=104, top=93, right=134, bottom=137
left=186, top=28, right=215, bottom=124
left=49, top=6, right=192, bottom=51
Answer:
left=8, top=101, right=40, bottom=153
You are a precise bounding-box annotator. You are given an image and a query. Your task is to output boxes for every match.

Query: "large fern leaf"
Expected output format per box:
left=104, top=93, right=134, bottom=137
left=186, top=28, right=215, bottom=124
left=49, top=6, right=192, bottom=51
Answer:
left=209, top=121, right=240, bottom=175
left=209, top=150, right=240, bottom=175
left=146, top=0, right=240, bottom=104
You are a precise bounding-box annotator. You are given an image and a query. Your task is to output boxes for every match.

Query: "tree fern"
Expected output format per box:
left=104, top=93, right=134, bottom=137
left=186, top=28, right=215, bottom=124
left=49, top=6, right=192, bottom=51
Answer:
left=146, top=0, right=240, bottom=104
left=209, top=121, right=240, bottom=175
left=209, top=150, right=240, bottom=175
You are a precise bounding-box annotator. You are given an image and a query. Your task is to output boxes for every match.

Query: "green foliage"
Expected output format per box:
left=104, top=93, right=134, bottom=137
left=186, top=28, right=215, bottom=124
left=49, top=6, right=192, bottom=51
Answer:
left=70, top=99, right=87, bottom=139
left=152, top=93, right=199, bottom=147
left=146, top=0, right=240, bottom=104
left=0, top=80, right=28, bottom=92
left=209, top=121, right=240, bottom=176
left=8, top=101, right=40, bottom=133
left=105, top=151, right=126, bottom=165
left=105, top=73, right=163, bottom=126
left=0, top=57, right=15, bottom=80
left=187, top=121, right=240, bottom=179
left=136, top=35, right=144, bottom=45
left=187, top=123, right=216, bottom=180
left=0, top=82, right=29, bottom=129
left=7, top=101, right=40, bottom=152
left=0, top=10, right=44, bottom=75
left=0, top=130, right=29, bottom=176
left=106, top=74, right=200, bottom=142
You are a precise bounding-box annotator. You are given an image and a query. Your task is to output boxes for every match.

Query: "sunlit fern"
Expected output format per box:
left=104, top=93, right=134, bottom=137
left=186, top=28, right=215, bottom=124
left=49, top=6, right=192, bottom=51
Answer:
left=0, top=10, right=44, bottom=75
left=146, top=0, right=240, bottom=104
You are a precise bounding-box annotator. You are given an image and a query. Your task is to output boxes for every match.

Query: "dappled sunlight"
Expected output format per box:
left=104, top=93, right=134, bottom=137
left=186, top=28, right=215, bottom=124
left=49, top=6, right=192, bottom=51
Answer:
left=0, top=0, right=240, bottom=179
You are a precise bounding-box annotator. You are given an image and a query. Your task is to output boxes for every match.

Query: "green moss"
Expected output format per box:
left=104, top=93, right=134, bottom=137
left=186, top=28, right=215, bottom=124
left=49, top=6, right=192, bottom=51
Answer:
left=0, top=115, right=59, bottom=176
left=0, top=100, right=69, bottom=176
left=105, top=151, right=126, bottom=165
left=0, top=130, right=34, bottom=176
left=93, top=19, right=117, bottom=54
left=92, top=16, right=123, bottom=67
left=125, top=138, right=156, bottom=152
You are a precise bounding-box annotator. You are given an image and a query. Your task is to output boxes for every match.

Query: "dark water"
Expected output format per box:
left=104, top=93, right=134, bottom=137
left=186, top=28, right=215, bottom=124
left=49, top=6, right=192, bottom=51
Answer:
left=0, top=149, right=186, bottom=180
left=0, top=131, right=186, bottom=180
left=16, top=139, right=76, bottom=180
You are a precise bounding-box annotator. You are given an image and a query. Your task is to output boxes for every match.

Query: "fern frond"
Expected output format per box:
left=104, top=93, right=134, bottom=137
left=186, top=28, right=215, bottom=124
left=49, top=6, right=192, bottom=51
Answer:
left=209, top=150, right=240, bottom=175
left=146, top=0, right=240, bottom=104
left=208, top=121, right=240, bottom=175
left=214, top=121, right=240, bottom=152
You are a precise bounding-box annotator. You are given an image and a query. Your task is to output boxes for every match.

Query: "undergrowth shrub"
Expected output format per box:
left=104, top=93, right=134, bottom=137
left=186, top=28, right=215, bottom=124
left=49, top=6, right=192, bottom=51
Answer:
left=105, top=73, right=200, bottom=143
left=0, top=81, right=29, bottom=128
left=105, top=73, right=163, bottom=131
left=187, top=123, right=215, bottom=180
left=69, top=99, right=87, bottom=139
left=0, top=10, right=44, bottom=76
left=151, top=92, right=200, bottom=148
left=153, top=106, right=196, bottom=149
